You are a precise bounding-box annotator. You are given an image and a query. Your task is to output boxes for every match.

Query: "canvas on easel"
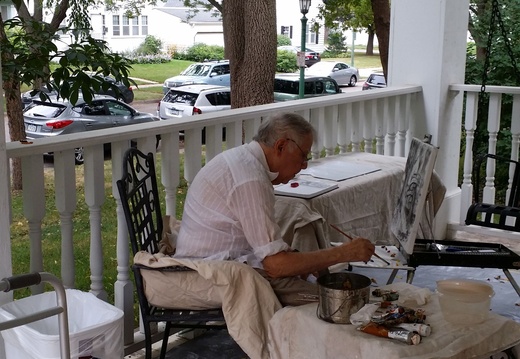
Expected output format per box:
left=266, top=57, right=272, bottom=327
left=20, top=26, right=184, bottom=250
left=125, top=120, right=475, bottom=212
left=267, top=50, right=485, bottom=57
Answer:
left=391, top=138, right=439, bottom=255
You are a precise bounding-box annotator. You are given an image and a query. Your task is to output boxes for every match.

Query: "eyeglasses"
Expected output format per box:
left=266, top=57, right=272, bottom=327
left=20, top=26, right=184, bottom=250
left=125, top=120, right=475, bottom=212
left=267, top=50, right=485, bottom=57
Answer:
left=286, top=138, right=312, bottom=164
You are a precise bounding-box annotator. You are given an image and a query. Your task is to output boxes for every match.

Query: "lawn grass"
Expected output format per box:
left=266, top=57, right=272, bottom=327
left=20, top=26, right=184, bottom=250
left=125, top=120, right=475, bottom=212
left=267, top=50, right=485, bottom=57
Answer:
left=10, top=153, right=189, bottom=314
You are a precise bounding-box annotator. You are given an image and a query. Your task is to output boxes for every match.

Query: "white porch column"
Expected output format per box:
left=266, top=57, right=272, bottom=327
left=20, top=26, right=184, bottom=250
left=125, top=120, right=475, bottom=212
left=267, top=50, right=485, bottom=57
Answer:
left=388, top=0, right=469, bottom=238
left=0, top=57, right=11, bottom=358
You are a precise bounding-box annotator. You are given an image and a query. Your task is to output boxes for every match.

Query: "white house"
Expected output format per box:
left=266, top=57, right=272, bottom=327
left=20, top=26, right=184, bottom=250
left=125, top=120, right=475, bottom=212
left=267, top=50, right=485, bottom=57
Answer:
left=1, top=0, right=373, bottom=54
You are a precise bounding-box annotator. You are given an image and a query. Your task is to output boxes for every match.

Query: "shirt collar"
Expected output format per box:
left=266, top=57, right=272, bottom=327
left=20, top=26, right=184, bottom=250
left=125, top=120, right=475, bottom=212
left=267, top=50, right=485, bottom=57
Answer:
left=248, top=141, right=279, bottom=181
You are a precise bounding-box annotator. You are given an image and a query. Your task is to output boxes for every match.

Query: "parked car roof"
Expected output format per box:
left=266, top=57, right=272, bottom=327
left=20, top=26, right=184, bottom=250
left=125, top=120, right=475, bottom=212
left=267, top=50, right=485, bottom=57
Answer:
left=274, top=74, right=341, bottom=102
left=305, top=61, right=359, bottom=87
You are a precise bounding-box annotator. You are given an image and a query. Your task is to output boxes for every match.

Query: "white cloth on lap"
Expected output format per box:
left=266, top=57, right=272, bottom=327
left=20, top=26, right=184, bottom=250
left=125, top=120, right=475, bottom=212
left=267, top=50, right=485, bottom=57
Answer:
left=134, top=251, right=282, bottom=359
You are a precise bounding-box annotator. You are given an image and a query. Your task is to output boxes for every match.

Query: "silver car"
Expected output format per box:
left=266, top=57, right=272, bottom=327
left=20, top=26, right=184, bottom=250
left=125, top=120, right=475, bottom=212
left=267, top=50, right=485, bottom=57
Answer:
left=162, top=60, right=230, bottom=93
left=24, top=95, right=159, bottom=164
left=305, top=61, right=359, bottom=87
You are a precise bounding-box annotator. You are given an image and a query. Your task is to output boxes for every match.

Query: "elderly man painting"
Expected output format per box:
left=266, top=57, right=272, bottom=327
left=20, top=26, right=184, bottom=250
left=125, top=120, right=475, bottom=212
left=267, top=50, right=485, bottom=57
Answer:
left=174, top=112, right=375, bottom=306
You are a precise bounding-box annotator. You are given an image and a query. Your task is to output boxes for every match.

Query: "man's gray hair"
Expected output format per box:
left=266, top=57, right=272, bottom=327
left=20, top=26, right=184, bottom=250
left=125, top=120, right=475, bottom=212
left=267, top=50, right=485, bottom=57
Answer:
left=253, top=112, right=316, bottom=147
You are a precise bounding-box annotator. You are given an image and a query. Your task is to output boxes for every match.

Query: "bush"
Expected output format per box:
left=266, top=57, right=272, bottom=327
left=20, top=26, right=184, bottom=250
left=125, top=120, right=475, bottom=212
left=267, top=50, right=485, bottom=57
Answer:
left=167, top=44, right=189, bottom=60
left=277, top=34, right=292, bottom=46
left=183, top=43, right=225, bottom=62
left=325, top=31, right=348, bottom=57
left=277, top=50, right=298, bottom=73
left=135, top=35, right=163, bottom=55
left=125, top=54, right=172, bottom=64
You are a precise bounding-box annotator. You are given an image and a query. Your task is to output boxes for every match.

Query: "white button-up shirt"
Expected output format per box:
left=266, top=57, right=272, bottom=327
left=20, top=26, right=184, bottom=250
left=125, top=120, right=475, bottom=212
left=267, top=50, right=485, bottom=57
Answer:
left=175, top=141, right=290, bottom=268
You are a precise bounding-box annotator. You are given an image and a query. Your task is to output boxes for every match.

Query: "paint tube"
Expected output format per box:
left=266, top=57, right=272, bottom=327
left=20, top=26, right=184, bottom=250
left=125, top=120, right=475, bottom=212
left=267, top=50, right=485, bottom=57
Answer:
left=394, top=323, right=431, bottom=337
left=357, top=322, right=421, bottom=345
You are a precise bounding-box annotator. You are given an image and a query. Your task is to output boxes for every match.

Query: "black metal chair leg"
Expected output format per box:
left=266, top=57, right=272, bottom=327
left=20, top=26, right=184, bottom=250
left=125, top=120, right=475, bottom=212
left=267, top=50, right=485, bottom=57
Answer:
left=503, top=269, right=520, bottom=298
left=144, top=322, right=153, bottom=359
left=160, top=321, right=172, bottom=359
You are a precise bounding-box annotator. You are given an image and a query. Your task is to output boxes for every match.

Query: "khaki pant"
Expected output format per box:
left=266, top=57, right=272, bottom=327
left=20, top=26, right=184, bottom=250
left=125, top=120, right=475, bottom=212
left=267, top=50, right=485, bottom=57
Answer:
left=255, top=269, right=320, bottom=307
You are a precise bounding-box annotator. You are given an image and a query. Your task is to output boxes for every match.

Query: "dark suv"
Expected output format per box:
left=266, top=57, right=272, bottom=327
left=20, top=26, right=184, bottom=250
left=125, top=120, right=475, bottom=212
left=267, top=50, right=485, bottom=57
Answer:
left=274, top=74, right=341, bottom=102
left=362, top=72, right=387, bottom=90
left=21, top=76, right=134, bottom=108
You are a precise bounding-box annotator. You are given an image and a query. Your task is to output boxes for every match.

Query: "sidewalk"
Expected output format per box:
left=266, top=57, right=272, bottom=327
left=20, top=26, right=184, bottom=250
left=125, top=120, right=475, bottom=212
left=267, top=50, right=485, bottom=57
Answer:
left=358, top=67, right=383, bottom=79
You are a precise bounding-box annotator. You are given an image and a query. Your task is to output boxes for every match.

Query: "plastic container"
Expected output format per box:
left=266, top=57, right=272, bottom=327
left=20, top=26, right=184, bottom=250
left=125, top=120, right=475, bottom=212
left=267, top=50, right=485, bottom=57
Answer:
left=0, top=289, right=124, bottom=359
left=317, top=272, right=371, bottom=324
left=436, top=279, right=495, bottom=325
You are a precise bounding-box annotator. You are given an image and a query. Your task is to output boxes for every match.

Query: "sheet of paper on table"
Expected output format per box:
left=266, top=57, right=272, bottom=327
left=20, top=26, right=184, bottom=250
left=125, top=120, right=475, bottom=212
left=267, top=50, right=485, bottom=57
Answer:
left=300, top=160, right=381, bottom=181
left=274, top=179, right=339, bottom=199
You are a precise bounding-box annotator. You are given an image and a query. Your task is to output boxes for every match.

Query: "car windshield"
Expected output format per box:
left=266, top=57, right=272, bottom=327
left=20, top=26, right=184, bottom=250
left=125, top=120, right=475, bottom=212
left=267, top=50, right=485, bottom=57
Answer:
left=24, top=103, right=66, bottom=118
left=274, top=79, right=299, bottom=95
left=181, top=64, right=212, bottom=77
left=274, top=79, right=314, bottom=95
left=163, top=90, right=198, bottom=106
left=369, top=75, right=386, bottom=85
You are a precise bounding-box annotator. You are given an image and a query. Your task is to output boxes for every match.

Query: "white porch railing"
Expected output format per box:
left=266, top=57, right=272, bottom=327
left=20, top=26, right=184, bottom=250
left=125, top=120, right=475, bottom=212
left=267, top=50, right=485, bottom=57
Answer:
left=5, top=83, right=519, bottom=348
left=449, top=84, right=520, bottom=240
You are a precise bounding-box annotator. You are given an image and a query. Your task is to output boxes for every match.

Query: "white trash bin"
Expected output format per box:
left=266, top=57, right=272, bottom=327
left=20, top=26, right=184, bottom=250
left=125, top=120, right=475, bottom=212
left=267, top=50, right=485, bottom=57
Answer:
left=0, top=289, right=124, bottom=359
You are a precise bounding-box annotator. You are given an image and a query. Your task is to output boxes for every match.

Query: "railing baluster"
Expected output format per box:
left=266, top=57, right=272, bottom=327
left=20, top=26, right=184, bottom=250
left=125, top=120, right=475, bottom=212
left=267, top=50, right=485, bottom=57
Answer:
left=84, top=144, right=108, bottom=300
left=53, top=149, right=77, bottom=289
left=22, top=155, right=46, bottom=294
left=460, top=92, right=478, bottom=224
left=160, top=132, right=181, bottom=217
left=483, top=93, right=502, bottom=204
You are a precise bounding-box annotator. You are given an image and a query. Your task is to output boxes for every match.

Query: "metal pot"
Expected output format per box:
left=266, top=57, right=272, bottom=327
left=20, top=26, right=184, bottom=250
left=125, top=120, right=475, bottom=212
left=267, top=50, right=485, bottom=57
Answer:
left=317, top=272, right=371, bottom=324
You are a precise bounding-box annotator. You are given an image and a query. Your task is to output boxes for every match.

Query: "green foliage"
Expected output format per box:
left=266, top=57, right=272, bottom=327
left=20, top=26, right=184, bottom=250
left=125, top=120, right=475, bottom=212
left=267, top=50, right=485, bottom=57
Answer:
left=277, top=34, right=292, bottom=46
left=1, top=17, right=59, bottom=87
left=276, top=50, right=299, bottom=73
left=318, top=0, right=374, bottom=32
left=325, top=31, right=348, bottom=56
left=135, top=35, right=163, bottom=55
left=181, top=43, right=225, bottom=62
left=462, top=1, right=520, bottom=189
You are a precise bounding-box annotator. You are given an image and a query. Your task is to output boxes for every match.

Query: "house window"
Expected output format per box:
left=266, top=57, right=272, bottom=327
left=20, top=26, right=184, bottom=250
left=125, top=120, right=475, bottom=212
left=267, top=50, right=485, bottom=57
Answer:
left=281, top=25, right=293, bottom=39
left=122, top=15, right=129, bottom=36
left=112, top=15, right=120, bottom=36
left=132, top=17, right=139, bottom=35
left=142, top=16, right=148, bottom=36
left=1, top=5, right=9, bottom=20
left=308, top=29, right=318, bottom=44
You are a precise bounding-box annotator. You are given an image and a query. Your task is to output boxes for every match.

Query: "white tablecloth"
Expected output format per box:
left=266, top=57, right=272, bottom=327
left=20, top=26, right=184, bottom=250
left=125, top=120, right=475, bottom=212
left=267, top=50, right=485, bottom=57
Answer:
left=268, top=283, right=520, bottom=359
left=275, top=153, right=446, bottom=251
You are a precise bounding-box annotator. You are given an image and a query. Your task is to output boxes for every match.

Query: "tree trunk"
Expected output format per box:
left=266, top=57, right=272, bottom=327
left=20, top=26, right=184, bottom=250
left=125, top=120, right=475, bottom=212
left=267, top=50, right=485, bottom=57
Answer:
left=366, top=27, right=375, bottom=56
left=3, top=79, right=25, bottom=190
left=222, top=0, right=277, bottom=108
left=0, top=18, right=25, bottom=190
left=370, top=0, right=390, bottom=79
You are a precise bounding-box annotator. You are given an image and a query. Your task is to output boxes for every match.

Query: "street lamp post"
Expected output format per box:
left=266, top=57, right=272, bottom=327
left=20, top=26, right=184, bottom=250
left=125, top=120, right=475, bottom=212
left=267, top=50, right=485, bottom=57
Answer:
left=299, top=0, right=311, bottom=99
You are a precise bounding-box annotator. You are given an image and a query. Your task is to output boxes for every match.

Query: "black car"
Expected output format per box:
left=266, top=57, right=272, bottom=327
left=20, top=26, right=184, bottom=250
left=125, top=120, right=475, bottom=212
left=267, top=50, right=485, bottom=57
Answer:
left=274, top=74, right=342, bottom=102
left=277, top=46, right=321, bottom=67
left=362, top=72, right=387, bottom=91
left=21, top=76, right=134, bottom=108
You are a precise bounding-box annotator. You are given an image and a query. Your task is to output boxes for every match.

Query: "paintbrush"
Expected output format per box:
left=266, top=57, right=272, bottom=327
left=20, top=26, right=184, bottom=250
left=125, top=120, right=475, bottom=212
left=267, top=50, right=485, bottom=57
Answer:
left=329, top=224, right=391, bottom=265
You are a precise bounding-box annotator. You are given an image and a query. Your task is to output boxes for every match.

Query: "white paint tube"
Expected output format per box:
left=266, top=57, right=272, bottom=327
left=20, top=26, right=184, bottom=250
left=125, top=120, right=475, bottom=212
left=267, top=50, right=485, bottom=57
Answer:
left=394, top=323, right=431, bottom=337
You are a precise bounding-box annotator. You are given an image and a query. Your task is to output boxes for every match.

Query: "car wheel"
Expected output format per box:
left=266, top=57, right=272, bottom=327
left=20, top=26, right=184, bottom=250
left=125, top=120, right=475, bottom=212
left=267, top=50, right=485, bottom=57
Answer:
left=349, top=76, right=357, bottom=87
left=75, top=147, right=84, bottom=165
